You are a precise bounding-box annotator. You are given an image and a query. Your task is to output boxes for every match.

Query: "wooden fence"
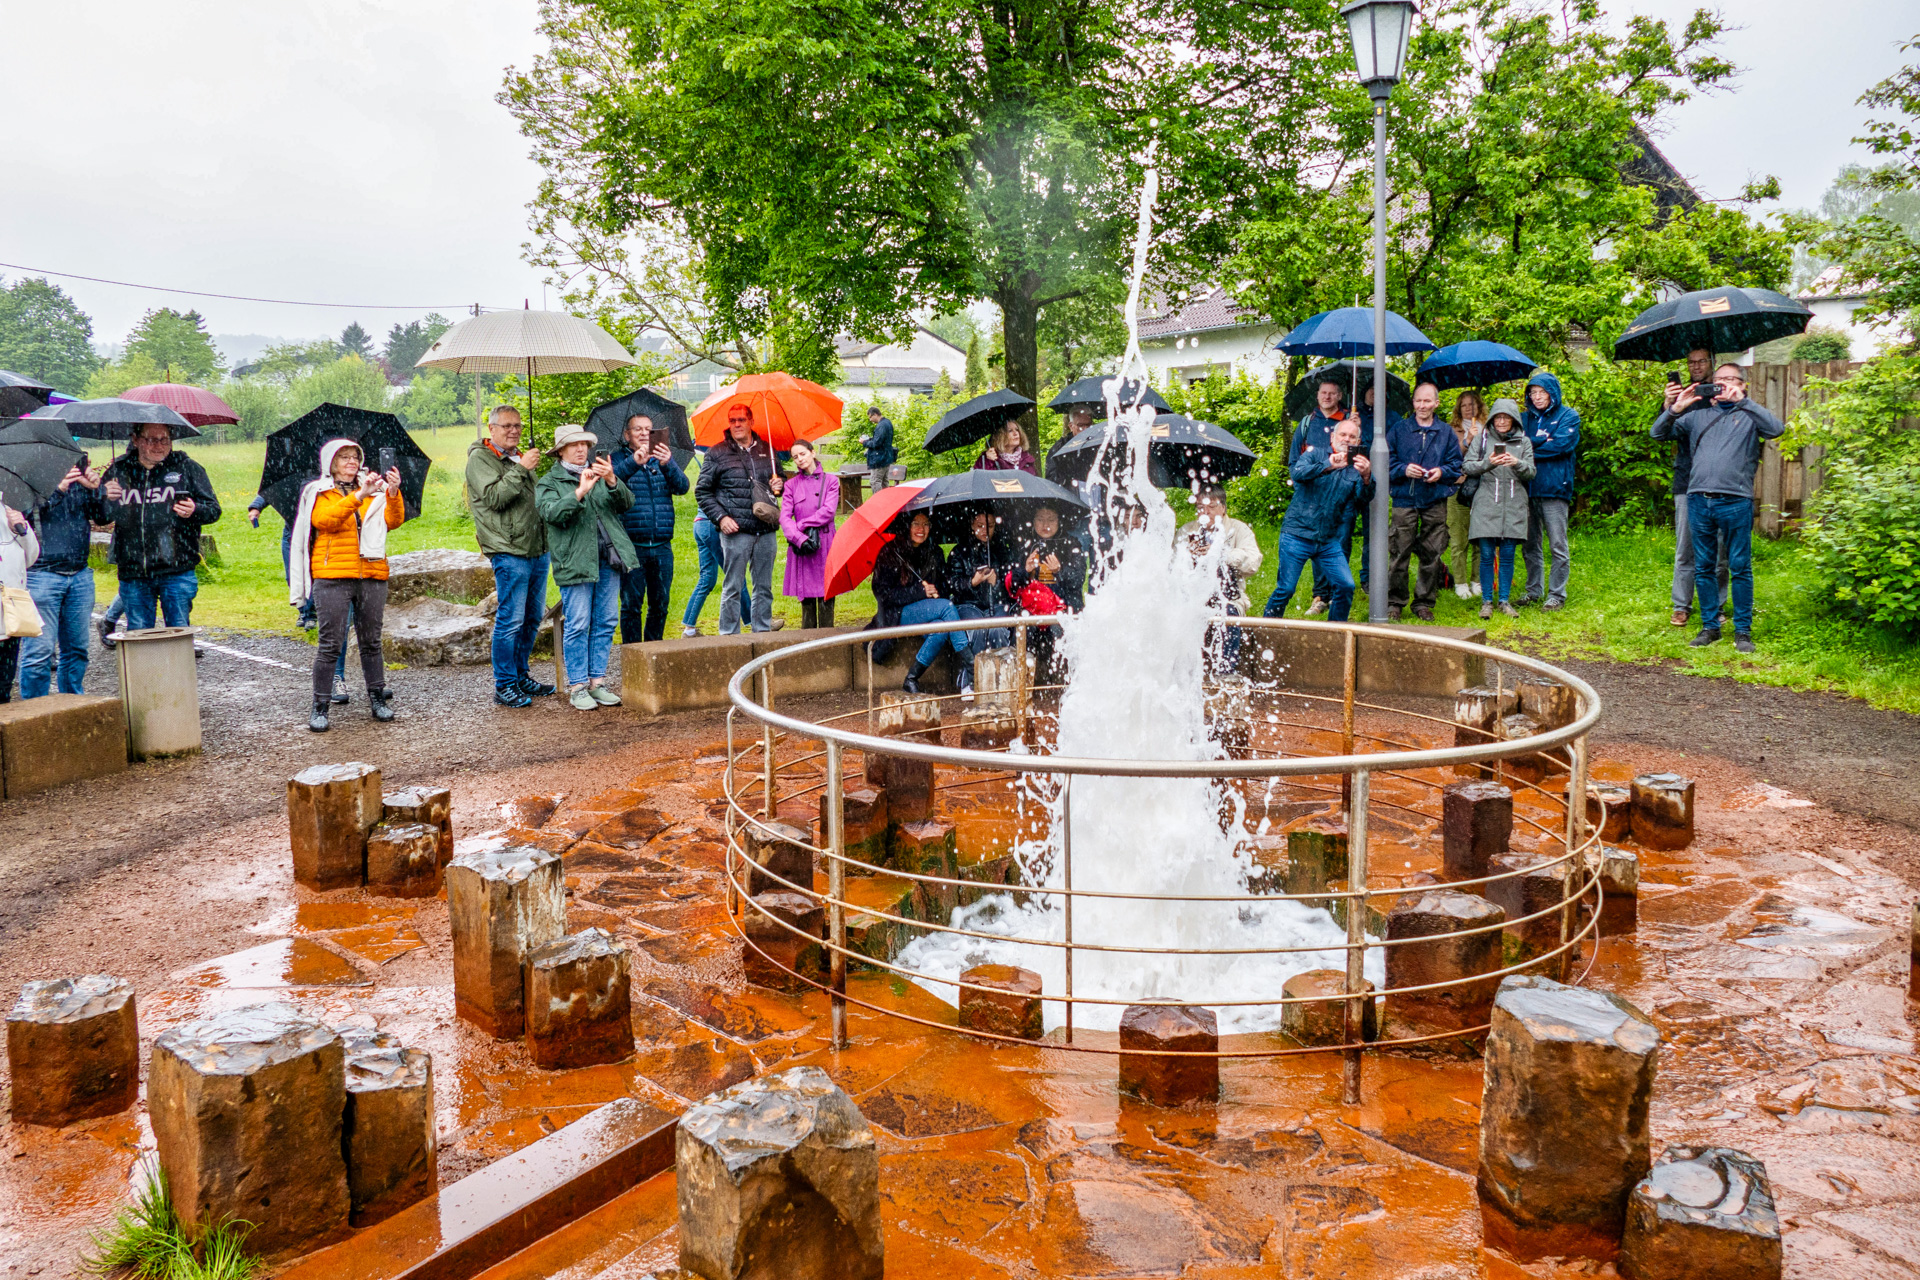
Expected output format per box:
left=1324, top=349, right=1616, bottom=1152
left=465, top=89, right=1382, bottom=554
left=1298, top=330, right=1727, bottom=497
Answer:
left=1745, top=358, right=1857, bottom=538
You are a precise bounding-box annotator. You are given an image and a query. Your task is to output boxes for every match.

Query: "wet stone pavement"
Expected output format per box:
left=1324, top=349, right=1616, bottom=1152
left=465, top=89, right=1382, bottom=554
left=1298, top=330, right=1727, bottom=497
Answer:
left=2, top=707, right=1918, bottom=1279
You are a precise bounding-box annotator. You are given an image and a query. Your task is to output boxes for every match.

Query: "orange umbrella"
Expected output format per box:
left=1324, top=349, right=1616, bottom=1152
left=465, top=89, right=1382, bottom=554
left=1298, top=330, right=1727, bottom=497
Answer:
left=690, top=373, right=845, bottom=450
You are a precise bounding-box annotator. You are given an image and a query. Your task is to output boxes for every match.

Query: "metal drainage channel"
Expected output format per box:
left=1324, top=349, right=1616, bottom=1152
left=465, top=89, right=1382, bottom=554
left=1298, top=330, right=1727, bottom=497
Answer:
left=720, top=616, right=1606, bottom=1104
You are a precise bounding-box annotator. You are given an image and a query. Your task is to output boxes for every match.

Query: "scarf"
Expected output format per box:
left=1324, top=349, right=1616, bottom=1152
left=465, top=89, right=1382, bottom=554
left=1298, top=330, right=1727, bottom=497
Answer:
left=288, top=438, right=390, bottom=605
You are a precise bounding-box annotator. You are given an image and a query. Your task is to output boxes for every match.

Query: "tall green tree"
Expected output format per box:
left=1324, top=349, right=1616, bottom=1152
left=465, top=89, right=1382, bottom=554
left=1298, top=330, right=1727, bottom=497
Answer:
left=381, top=314, right=452, bottom=379
left=0, top=277, right=101, bottom=393
left=338, top=322, right=373, bottom=360
left=1817, top=35, right=1920, bottom=341
left=125, top=307, right=224, bottom=384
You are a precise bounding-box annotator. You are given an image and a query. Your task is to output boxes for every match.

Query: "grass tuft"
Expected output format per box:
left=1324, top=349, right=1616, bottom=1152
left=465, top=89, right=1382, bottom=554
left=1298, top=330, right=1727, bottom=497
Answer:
left=84, top=1169, right=260, bottom=1280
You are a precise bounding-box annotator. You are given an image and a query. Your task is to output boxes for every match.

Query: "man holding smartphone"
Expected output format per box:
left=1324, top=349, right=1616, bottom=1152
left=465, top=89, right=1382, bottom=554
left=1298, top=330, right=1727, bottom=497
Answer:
left=466, top=405, right=555, bottom=707
left=1651, top=364, right=1783, bottom=653
left=612, top=412, right=689, bottom=643
left=21, top=459, right=104, bottom=696
left=1652, top=347, right=1728, bottom=628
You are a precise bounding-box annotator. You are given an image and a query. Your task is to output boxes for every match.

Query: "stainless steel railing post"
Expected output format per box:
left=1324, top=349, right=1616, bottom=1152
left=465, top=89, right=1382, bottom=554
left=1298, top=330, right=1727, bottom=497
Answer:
left=1343, top=767, right=1370, bottom=1106
left=826, top=738, right=848, bottom=1049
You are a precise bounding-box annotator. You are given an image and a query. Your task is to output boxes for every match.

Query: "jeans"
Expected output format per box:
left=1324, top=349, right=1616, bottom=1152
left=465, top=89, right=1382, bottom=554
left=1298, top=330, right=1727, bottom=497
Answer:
left=1387, top=503, right=1450, bottom=610
left=121, top=570, right=198, bottom=629
left=620, top=542, right=674, bottom=644
left=718, top=529, right=776, bottom=634
left=561, top=563, right=622, bottom=683
left=1478, top=538, right=1519, bottom=602
left=0, top=638, right=17, bottom=701
left=1312, top=505, right=1370, bottom=599
left=21, top=568, right=94, bottom=697
left=903, top=597, right=969, bottom=669
left=1522, top=497, right=1570, bottom=603
left=1674, top=495, right=1735, bottom=614
left=1266, top=532, right=1356, bottom=621
left=312, top=578, right=388, bottom=700
left=684, top=516, right=750, bottom=628
left=954, top=602, right=1011, bottom=653
left=799, top=597, right=836, bottom=629
left=1689, top=494, right=1755, bottom=634
left=489, top=552, right=550, bottom=689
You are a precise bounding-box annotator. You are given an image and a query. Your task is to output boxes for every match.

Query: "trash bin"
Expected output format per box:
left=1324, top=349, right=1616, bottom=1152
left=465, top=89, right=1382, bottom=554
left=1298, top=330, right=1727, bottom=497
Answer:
left=115, top=626, right=203, bottom=758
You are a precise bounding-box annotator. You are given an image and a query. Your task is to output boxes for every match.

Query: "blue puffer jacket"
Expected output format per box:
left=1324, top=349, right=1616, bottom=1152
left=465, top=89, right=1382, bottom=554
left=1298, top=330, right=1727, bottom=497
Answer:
left=28, top=482, right=106, bottom=575
left=1522, top=372, right=1581, bottom=503
left=611, top=451, right=689, bottom=545
left=1281, top=443, right=1374, bottom=544
left=1386, top=416, right=1464, bottom=509
left=1287, top=410, right=1372, bottom=465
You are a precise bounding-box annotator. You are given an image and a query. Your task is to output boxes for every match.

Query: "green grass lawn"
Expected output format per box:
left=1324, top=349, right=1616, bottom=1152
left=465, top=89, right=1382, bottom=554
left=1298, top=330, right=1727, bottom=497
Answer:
left=99, top=435, right=1916, bottom=713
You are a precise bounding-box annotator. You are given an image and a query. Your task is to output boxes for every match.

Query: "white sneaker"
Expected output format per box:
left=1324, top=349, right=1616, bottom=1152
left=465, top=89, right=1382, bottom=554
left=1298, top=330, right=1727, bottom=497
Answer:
left=1454, top=583, right=1471, bottom=600
left=1470, top=582, right=1483, bottom=598
left=682, top=624, right=700, bottom=638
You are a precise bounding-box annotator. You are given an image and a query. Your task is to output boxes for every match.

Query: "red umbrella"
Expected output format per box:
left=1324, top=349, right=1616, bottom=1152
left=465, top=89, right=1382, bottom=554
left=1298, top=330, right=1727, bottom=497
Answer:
left=121, top=383, right=239, bottom=427
left=822, top=478, right=935, bottom=598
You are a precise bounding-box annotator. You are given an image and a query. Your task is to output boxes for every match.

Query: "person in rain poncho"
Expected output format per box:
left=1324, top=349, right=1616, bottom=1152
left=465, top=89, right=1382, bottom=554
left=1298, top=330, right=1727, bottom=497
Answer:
left=289, top=438, right=407, bottom=731
left=1463, top=399, right=1535, bottom=619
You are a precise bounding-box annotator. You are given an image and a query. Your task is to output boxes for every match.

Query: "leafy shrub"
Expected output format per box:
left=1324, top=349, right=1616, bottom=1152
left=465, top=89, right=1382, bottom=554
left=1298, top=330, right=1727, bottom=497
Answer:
left=1791, top=326, right=1853, bottom=363
left=1549, top=356, right=1677, bottom=528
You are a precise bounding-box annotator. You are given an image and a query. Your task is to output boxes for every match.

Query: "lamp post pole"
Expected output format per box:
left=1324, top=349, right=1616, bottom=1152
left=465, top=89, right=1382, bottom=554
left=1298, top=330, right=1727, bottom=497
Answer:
left=1367, top=89, right=1391, bottom=623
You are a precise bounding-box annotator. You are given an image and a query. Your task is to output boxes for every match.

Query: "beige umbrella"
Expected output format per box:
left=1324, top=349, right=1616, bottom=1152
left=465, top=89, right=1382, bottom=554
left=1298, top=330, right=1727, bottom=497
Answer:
left=415, top=308, right=638, bottom=433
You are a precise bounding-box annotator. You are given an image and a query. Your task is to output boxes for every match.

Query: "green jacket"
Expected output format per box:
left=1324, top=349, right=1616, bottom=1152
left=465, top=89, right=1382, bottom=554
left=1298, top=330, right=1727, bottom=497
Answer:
left=535, top=464, right=637, bottom=587
left=465, top=441, right=548, bottom=558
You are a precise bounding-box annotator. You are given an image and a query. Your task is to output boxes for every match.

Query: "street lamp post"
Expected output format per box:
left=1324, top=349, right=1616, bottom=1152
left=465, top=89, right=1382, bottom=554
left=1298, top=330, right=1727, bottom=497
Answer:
left=1341, top=0, right=1415, bottom=624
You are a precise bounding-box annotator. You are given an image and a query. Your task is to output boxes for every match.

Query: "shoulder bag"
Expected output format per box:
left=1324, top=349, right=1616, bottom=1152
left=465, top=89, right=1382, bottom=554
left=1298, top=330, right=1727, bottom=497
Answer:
left=1457, top=432, right=1484, bottom=507
left=2, top=585, right=43, bottom=639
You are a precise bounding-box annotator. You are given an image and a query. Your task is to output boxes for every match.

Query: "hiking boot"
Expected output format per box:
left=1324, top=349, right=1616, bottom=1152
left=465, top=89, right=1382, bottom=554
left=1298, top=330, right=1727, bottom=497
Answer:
left=1498, top=601, right=1518, bottom=618
left=1305, top=598, right=1329, bottom=617
left=309, top=701, right=330, bottom=733
left=1734, top=633, right=1756, bottom=654
left=98, top=616, right=118, bottom=649
left=1518, top=594, right=1541, bottom=607
left=518, top=676, right=556, bottom=698
left=1413, top=605, right=1435, bottom=622
left=494, top=684, right=533, bottom=709
left=1542, top=599, right=1563, bottom=612
left=588, top=684, right=622, bottom=706
left=1479, top=602, right=1493, bottom=620
left=370, top=688, right=395, bottom=722
left=1689, top=628, right=1722, bottom=647
left=1386, top=606, right=1403, bottom=621
left=330, top=690, right=350, bottom=705
left=1670, top=608, right=1689, bottom=627
left=569, top=685, right=598, bottom=710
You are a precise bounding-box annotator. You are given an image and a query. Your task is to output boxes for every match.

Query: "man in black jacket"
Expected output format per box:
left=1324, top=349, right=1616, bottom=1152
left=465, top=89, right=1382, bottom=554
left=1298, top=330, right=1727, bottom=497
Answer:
left=22, top=462, right=105, bottom=696
left=612, top=412, right=690, bottom=643
left=693, top=406, right=784, bottom=634
left=99, top=423, right=222, bottom=629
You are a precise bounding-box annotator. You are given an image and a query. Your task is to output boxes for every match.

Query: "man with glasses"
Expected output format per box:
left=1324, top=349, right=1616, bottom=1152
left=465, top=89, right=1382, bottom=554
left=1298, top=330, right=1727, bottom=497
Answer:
left=466, top=405, right=555, bottom=707
left=694, top=405, right=785, bottom=634
left=1652, top=364, right=1783, bottom=653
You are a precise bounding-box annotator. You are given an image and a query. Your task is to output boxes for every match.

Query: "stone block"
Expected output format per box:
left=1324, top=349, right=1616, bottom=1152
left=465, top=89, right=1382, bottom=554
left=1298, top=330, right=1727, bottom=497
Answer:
left=1287, top=817, right=1348, bottom=896
left=380, top=596, right=494, bottom=667
left=150, top=1003, right=351, bottom=1258
left=1485, top=855, right=1572, bottom=977
left=1621, top=1146, right=1781, bottom=1280
left=6, top=975, right=138, bottom=1127
left=447, top=844, right=567, bottom=1039
left=340, top=1029, right=436, bottom=1227
left=890, top=818, right=955, bottom=878
left=958, top=964, right=1044, bottom=1040
left=1587, top=782, right=1632, bottom=843
left=621, top=634, right=755, bottom=717
left=0, top=694, right=127, bottom=799
left=873, top=690, right=942, bottom=739
left=1592, top=846, right=1639, bottom=936
left=743, top=819, right=815, bottom=897
left=1384, top=890, right=1506, bottom=1033
left=1281, top=969, right=1375, bottom=1047
left=821, top=787, right=887, bottom=874
left=382, top=785, right=453, bottom=866
left=1243, top=834, right=1288, bottom=894
left=956, top=708, right=1018, bottom=751
left=1118, top=1004, right=1219, bottom=1106
left=386, top=547, right=495, bottom=603
left=1442, top=780, right=1512, bottom=881
left=525, top=928, right=634, bottom=1070
left=1497, top=712, right=1566, bottom=782
left=866, top=752, right=934, bottom=824
left=1630, top=773, right=1694, bottom=850
left=1516, top=676, right=1579, bottom=730
left=287, top=762, right=382, bottom=891
left=743, top=892, right=827, bottom=992
left=365, top=822, right=444, bottom=899
left=1478, top=976, right=1659, bottom=1262
left=972, top=646, right=1027, bottom=715
left=676, top=1065, right=883, bottom=1280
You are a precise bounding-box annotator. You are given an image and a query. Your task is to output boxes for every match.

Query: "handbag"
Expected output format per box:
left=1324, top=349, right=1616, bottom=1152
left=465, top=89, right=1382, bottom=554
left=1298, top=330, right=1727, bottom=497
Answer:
left=750, top=471, right=780, bottom=526
left=795, top=527, right=820, bottom=556
left=1457, top=433, right=1485, bottom=506
left=2, top=585, right=43, bottom=639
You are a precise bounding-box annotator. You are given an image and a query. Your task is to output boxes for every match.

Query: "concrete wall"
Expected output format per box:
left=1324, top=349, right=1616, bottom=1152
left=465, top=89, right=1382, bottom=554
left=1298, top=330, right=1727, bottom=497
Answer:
left=1240, top=623, right=1486, bottom=700
left=0, top=694, right=128, bottom=800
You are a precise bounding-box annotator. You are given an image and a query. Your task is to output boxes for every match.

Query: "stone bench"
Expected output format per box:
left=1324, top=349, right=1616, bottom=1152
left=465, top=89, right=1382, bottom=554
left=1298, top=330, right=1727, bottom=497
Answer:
left=0, top=694, right=127, bottom=800
left=618, top=622, right=944, bottom=716
left=1241, top=623, right=1487, bottom=698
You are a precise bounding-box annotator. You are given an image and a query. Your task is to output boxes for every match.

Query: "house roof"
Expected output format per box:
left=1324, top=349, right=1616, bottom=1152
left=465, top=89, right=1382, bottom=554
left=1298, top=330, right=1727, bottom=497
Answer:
left=1137, top=286, right=1263, bottom=340
left=1621, top=126, right=1702, bottom=216
left=841, top=365, right=942, bottom=389
left=835, top=325, right=967, bottom=360
left=1799, top=264, right=1876, bottom=301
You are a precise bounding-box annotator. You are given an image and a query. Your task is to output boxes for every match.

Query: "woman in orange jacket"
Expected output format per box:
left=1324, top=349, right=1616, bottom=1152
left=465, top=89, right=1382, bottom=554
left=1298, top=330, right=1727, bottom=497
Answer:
left=290, top=438, right=407, bottom=731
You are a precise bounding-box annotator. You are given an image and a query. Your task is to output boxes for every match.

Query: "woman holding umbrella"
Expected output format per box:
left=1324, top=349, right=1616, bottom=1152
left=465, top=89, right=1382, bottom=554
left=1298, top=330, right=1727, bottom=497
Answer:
left=779, top=440, right=839, bottom=629
left=972, top=422, right=1038, bottom=475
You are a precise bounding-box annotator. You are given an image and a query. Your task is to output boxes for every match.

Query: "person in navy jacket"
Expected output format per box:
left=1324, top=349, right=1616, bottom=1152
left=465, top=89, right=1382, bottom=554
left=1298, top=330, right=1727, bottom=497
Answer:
left=1265, top=417, right=1374, bottom=622
left=1519, top=371, right=1580, bottom=609
left=1287, top=379, right=1373, bottom=611
left=611, top=411, right=690, bottom=643
left=1385, top=381, right=1464, bottom=621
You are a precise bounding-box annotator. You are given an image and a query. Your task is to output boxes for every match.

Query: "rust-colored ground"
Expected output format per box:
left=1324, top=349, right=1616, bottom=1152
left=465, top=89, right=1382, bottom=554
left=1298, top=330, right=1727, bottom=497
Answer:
left=3, top=690, right=1917, bottom=1279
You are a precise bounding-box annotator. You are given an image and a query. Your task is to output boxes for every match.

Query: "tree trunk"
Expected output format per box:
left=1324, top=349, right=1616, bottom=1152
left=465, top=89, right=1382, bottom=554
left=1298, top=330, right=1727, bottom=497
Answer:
left=1000, top=288, right=1043, bottom=447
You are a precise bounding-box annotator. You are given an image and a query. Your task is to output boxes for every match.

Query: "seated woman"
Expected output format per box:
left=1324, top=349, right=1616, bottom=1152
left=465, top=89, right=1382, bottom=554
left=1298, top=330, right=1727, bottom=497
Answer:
left=943, top=510, right=1013, bottom=653
left=973, top=421, right=1038, bottom=475
left=871, top=511, right=973, bottom=697
left=1002, top=503, right=1087, bottom=683
left=291, top=438, right=408, bottom=732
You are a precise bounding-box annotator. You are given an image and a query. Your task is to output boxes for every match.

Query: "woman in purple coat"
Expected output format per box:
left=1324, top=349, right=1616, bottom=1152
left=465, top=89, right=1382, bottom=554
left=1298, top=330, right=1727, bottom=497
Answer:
left=780, top=439, right=841, bottom=628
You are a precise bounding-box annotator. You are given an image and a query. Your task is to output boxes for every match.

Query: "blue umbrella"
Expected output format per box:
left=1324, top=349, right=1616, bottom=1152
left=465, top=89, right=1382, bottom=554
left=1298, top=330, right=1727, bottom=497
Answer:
left=1415, top=340, right=1538, bottom=390
left=1275, top=307, right=1436, bottom=358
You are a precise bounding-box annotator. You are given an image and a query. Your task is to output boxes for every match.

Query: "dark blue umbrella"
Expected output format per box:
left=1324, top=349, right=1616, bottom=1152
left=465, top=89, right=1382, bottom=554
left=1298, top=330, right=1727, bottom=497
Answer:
left=1275, top=307, right=1435, bottom=358
left=1414, top=340, right=1538, bottom=390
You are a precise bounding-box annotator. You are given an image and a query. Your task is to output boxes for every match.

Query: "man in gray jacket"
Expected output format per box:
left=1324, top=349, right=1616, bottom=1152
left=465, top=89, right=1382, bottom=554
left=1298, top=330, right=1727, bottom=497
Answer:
left=1651, top=364, right=1783, bottom=653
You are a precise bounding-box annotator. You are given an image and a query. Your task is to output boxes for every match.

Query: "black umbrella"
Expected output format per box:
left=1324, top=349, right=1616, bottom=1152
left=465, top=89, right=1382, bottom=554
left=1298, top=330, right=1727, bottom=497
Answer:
left=259, top=403, right=431, bottom=522
left=899, top=468, right=1089, bottom=543
left=923, top=389, right=1037, bottom=455
left=1047, top=414, right=1257, bottom=489
left=26, top=397, right=199, bottom=442
left=0, top=371, right=57, bottom=419
left=1613, top=287, right=1813, bottom=363
left=1284, top=362, right=1415, bottom=421
left=0, top=417, right=87, bottom=513
left=1046, top=376, right=1170, bottom=418
left=584, top=387, right=696, bottom=468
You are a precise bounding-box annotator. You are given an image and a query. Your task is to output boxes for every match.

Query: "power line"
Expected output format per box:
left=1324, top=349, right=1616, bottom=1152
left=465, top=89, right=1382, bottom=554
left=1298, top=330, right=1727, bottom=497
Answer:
left=0, top=261, right=507, bottom=311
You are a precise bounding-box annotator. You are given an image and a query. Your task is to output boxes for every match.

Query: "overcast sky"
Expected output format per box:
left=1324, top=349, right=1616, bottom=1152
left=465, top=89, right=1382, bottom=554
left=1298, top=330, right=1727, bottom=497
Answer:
left=1, top=1, right=1912, bottom=354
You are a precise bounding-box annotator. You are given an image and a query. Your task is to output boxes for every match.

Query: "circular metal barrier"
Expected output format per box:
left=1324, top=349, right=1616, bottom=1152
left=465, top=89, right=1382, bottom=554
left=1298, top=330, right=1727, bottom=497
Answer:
left=720, top=616, right=1606, bottom=1102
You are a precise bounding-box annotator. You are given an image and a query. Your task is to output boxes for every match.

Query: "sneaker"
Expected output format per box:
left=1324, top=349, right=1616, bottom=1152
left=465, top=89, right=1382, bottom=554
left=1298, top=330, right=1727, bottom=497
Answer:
left=1542, top=599, right=1563, bottom=612
left=681, top=624, right=700, bottom=638
left=1734, top=633, right=1756, bottom=654
left=494, top=684, right=533, bottom=709
left=1454, top=584, right=1471, bottom=600
left=1413, top=606, right=1434, bottom=622
left=98, top=616, right=118, bottom=649
left=588, top=684, right=622, bottom=707
left=1498, top=601, right=1518, bottom=618
left=1470, top=582, right=1482, bottom=598
left=1386, top=606, right=1403, bottom=621
left=569, top=685, right=598, bottom=710
left=309, top=701, right=330, bottom=733
left=1305, top=598, right=1329, bottom=617
left=370, top=688, right=395, bottom=722
left=768, top=618, right=786, bottom=631
left=959, top=666, right=976, bottom=704
left=1517, top=594, right=1541, bottom=607
left=518, top=676, right=556, bottom=698
left=330, top=690, right=350, bottom=705
left=1479, top=602, right=1493, bottom=620
left=1689, top=628, right=1722, bottom=647
left=1670, top=608, right=1689, bottom=627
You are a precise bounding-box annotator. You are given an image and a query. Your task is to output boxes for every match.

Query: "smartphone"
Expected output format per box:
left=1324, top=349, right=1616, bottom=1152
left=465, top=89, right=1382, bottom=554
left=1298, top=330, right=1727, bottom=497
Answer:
left=1691, top=383, right=1720, bottom=402
left=378, top=447, right=397, bottom=476
left=1667, top=371, right=1682, bottom=385
left=649, top=428, right=669, bottom=454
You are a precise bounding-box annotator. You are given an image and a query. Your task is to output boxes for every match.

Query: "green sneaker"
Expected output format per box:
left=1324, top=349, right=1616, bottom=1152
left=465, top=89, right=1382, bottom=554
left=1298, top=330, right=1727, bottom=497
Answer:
left=569, top=686, right=598, bottom=711
left=589, top=684, right=623, bottom=707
